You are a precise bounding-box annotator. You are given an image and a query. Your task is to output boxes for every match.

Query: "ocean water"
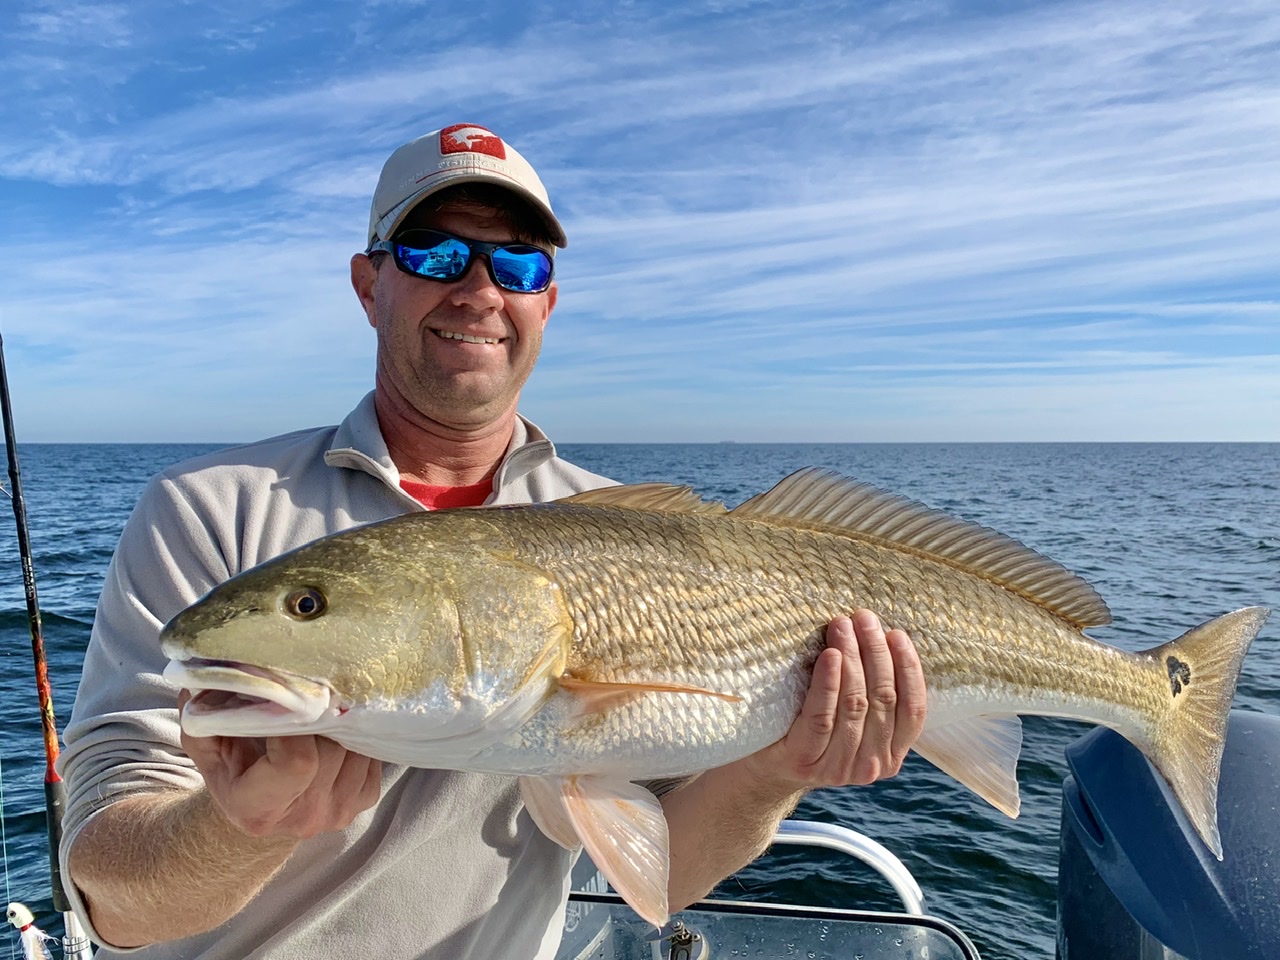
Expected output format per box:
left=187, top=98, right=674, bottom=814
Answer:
left=0, top=441, right=1277, bottom=959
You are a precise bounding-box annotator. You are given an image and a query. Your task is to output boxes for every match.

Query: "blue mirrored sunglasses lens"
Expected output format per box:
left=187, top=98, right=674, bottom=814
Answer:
left=491, top=246, right=552, bottom=293
left=391, top=231, right=552, bottom=292
left=395, top=235, right=470, bottom=280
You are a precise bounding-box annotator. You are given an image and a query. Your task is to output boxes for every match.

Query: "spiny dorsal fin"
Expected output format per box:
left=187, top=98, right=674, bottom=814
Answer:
left=558, top=483, right=727, bottom=515
left=732, top=468, right=1110, bottom=628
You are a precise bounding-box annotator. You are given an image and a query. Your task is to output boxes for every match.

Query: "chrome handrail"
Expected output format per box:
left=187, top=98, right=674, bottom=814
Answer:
left=770, top=819, right=925, bottom=916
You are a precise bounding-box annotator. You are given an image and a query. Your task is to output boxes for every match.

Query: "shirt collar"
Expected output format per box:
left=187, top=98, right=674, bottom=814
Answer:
left=323, top=391, right=558, bottom=502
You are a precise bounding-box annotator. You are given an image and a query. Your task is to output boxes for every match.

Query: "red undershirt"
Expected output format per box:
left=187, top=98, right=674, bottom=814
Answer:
left=399, top=477, right=493, bottom=510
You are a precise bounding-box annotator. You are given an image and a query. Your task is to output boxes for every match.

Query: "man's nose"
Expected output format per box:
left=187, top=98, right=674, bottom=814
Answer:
left=447, top=256, right=505, bottom=309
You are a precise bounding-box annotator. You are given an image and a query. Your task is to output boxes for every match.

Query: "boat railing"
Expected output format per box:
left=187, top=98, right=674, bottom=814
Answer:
left=562, top=818, right=979, bottom=959
left=569, top=818, right=926, bottom=916
left=769, top=818, right=925, bottom=915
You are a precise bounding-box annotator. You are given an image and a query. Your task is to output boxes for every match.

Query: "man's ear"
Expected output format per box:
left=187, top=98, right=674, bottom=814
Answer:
left=351, top=253, right=379, bottom=328
left=541, top=280, right=558, bottom=330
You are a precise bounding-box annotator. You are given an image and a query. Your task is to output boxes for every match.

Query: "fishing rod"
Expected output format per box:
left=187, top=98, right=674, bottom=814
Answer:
left=0, top=331, right=92, bottom=959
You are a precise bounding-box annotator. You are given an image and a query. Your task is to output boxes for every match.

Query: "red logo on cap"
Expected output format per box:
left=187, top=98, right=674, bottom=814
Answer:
left=439, top=124, right=507, bottom=160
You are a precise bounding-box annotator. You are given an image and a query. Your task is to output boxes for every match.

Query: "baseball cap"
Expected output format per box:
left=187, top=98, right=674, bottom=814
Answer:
left=367, top=123, right=567, bottom=249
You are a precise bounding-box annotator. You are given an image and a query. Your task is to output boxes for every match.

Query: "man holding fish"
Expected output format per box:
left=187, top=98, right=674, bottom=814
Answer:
left=57, top=124, right=929, bottom=958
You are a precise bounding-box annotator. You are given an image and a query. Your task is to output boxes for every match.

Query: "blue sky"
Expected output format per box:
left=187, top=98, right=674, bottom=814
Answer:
left=1, top=0, right=1277, bottom=442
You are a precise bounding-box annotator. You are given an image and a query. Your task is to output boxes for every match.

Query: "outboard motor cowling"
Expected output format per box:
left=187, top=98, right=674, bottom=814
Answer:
left=1057, top=709, right=1280, bottom=959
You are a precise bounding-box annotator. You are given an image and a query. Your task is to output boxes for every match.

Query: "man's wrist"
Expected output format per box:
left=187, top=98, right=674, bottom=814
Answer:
left=718, top=752, right=810, bottom=809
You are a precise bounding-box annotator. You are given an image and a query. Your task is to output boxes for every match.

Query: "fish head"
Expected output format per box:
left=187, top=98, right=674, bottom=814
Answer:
left=160, top=516, right=573, bottom=763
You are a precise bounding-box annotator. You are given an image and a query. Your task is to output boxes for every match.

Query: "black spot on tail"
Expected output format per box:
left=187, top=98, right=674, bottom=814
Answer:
left=1167, top=656, right=1192, bottom=697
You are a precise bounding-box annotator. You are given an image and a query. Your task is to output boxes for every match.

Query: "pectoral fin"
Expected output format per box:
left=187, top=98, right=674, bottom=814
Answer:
left=519, top=774, right=671, bottom=928
left=912, top=715, right=1024, bottom=818
left=559, top=675, right=743, bottom=717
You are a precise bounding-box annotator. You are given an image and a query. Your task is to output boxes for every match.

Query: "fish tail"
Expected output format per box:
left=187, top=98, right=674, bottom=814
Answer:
left=1135, top=606, right=1268, bottom=859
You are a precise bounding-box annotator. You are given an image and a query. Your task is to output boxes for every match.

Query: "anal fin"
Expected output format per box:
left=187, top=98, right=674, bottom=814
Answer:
left=519, top=774, right=671, bottom=927
left=520, top=776, right=583, bottom=850
left=912, top=715, right=1024, bottom=818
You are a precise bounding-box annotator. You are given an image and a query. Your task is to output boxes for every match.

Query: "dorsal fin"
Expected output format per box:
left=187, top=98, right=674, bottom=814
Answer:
left=557, top=483, right=727, bottom=515
left=731, top=468, right=1110, bottom=628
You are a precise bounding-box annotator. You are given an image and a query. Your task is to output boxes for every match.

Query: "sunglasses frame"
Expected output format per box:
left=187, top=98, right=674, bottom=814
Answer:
left=368, top=228, right=555, bottom=294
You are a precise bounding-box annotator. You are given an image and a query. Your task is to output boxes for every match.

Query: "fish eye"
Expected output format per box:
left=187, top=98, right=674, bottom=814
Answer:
left=284, top=587, right=327, bottom=620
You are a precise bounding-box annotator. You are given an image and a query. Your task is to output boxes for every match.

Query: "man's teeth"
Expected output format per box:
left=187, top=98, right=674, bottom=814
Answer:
left=436, top=330, right=500, bottom=344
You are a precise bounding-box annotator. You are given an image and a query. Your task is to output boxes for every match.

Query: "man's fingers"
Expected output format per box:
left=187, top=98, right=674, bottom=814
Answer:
left=329, top=746, right=383, bottom=818
left=358, top=756, right=385, bottom=811
left=224, top=735, right=318, bottom=813
left=263, top=733, right=321, bottom=780
left=790, top=644, right=844, bottom=768
left=849, top=609, right=896, bottom=783
left=826, top=615, right=868, bottom=777
left=887, top=627, right=927, bottom=767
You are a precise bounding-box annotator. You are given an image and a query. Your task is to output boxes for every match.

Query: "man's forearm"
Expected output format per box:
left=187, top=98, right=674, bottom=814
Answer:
left=68, top=788, right=299, bottom=947
left=660, top=761, right=805, bottom=911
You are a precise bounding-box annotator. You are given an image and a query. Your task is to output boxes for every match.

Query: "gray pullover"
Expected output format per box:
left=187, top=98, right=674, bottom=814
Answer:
left=58, top=392, right=615, bottom=959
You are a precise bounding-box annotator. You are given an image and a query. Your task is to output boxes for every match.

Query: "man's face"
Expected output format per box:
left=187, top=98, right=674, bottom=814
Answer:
left=352, top=202, right=558, bottom=432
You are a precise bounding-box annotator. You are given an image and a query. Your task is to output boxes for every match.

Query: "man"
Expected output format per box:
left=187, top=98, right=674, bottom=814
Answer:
left=59, top=123, right=927, bottom=959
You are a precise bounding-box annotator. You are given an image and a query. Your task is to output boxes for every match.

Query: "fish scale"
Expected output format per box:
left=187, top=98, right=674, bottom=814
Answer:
left=525, top=507, right=1043, bottom=695
left=467, top=506, right=1160, bottom=777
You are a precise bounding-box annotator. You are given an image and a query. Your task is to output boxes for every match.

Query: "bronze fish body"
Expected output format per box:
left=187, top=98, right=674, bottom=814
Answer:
left=161, top=469, right=1268, bottom=927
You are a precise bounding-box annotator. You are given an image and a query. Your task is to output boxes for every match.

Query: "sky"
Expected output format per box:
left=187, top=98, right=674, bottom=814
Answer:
left=1, top=0, right=1277, bottom=443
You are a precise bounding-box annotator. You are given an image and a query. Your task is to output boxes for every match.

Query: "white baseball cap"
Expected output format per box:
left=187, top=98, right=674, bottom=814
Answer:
left=367, top=123, right=567, bottom=249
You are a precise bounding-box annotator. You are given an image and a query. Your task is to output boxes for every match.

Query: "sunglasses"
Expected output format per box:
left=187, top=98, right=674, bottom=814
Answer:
left=369, top=229, right=554, bottom=294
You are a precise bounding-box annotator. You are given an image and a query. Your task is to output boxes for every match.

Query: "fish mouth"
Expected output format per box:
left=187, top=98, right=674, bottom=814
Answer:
left=163, top=658, right=338, bottom=736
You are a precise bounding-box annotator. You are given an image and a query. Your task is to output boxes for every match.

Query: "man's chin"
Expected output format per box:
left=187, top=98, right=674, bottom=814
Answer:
left=413, top=381, right=526, bottom=433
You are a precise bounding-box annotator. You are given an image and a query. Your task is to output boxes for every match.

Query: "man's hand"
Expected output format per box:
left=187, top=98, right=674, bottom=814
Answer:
left=662, top=609, right=926, bottom=910
left=742, top=609, right=927, bottom=791
left=179, top=692, right=383, bottom=839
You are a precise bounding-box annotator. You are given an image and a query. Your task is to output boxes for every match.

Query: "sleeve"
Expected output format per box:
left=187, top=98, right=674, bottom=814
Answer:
left=56, top=471, right=235, bottom=919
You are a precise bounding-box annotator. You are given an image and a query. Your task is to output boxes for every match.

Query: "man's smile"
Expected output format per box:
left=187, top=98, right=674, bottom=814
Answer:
left=432, top=328, right=503, bottom=345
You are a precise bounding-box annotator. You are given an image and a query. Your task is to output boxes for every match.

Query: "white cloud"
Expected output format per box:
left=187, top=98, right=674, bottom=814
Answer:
left=0, top=0, right=1277, bottom=440
left=16, top=3, right=134, bottom=47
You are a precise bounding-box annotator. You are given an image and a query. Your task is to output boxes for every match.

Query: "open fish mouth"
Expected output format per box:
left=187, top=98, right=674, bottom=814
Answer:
left=163, top=658, right=337, bottom=735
